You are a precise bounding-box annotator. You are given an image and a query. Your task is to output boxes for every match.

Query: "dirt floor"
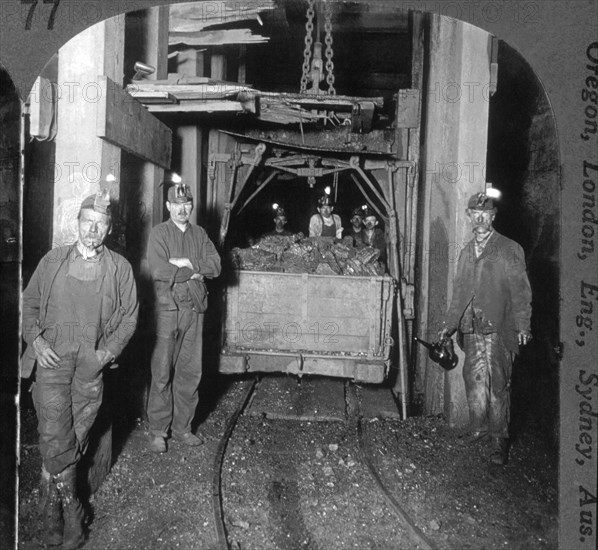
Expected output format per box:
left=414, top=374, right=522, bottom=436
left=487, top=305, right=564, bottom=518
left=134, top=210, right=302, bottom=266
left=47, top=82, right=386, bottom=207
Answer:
left=16, top=374, right=558, bottom=550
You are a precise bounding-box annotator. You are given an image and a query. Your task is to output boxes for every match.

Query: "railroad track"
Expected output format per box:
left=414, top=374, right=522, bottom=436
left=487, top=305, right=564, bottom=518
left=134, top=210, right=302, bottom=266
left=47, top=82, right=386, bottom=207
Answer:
left=211, top=377, right=438, bottom=550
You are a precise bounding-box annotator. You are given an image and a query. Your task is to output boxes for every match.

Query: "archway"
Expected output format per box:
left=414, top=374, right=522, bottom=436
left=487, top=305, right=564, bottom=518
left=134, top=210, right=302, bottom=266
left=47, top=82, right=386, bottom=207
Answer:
left=0, top=61, right=20, bottom=549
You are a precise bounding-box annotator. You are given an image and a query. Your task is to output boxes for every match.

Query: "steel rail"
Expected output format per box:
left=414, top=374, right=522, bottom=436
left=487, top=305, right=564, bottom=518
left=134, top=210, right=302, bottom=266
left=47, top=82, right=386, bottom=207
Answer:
left=352, top=384, right=438, bottom=550
left=212, top=377, right=259, bottom=550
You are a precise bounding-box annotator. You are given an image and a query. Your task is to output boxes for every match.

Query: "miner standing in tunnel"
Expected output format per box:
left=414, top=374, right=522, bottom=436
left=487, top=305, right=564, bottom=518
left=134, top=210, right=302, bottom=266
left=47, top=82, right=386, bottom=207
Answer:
left=439, top=192, right=532, bottom=466
left=22, top=190, right=139, bottom=549
left=146, top=178, right=221, bottom=454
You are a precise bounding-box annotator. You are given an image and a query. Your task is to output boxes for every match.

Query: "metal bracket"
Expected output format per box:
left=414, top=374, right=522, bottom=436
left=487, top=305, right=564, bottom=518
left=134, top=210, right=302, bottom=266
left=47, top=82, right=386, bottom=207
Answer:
left=264, top=154, right=351, bottom=187
left=351, top=101, right=375, bottom=133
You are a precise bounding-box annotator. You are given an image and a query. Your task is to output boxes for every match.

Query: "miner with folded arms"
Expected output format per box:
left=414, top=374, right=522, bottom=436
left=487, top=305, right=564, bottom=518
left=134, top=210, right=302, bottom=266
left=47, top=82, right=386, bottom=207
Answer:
left=146, top=176, right=221, bottom=454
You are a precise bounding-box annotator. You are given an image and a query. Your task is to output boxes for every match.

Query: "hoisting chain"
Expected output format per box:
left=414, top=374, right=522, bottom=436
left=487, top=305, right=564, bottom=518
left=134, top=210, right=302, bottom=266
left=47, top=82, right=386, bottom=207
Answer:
left=323, top=0, right=336, bottom=95
left=300, top=0, right=316, bottom=94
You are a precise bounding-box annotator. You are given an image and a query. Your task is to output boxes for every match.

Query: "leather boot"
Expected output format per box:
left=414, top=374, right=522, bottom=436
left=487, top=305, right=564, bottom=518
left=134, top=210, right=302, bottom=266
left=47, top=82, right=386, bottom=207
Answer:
left=38, top=466, right=63, bottom=546
left=54, top=467, right=85, bottom=550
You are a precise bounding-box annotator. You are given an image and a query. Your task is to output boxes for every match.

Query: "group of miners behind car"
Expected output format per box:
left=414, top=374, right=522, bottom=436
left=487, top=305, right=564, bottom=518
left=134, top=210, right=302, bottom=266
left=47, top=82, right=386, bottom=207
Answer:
left=265, top=194, right=388, bottom=265
left=22, top=182, right=531, bottom=549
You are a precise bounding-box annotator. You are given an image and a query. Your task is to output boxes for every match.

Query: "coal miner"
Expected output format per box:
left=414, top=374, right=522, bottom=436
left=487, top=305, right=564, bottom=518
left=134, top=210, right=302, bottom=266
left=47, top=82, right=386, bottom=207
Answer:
left=146, top=178, right=221, bottom=454
left=439, top=192, right=532, bottom=466
left=22, top=190, right=138, bottom=549
left=347, top=206, right=365, bottom=246
left=308, top=193, right=343, bottom=239
left=358, top=206, right=387, bottom=265
left=262, top=204, right=293, bottom=237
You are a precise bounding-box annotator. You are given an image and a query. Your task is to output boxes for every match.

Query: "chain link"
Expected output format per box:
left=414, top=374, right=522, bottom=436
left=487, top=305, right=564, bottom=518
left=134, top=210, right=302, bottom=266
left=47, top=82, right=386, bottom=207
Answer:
left=324, top=0, right=336, bottom=95
left=300, top=0, right=316, bottom=94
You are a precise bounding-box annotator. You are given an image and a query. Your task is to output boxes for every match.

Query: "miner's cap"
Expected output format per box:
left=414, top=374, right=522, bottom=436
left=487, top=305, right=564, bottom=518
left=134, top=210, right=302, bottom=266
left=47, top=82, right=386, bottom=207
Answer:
left=351, top=207, right=365, bottom=219
left=318, top=195, right=334, bottom=207
left=79, top=189, right=112, bottom=216
left=167, top=182, right=193, bottom=204
left=274, top=206, right=287, bottom=219
left=361, top=205, right=377, bottom=219
left=467, top=192, right=495, bottom=211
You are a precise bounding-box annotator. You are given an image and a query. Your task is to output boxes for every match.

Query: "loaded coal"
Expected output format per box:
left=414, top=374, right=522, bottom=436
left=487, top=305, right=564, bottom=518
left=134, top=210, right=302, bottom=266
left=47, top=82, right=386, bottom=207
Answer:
left=230, top=234, right=385, bottom=276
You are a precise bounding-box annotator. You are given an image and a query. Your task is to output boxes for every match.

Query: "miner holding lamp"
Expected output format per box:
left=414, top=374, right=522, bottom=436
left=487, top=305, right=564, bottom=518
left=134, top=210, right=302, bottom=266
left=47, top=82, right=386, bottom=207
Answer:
left=439, top=191, right=532, bottom=466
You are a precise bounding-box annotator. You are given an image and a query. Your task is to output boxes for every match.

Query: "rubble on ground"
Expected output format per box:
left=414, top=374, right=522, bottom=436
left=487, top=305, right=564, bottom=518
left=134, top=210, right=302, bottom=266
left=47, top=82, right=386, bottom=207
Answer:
left=230, top=234, right=386, bottom=276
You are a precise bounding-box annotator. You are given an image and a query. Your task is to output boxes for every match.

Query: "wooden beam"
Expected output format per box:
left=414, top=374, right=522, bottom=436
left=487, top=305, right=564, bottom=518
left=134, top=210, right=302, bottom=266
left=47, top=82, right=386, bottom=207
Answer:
left=96, top=76, right=172, bottom=169
left=53, top=18, right=125, bottom=248
left=396, top=89, right=420, bottom=128
left=126, top=82, right=251, bottom=100
left=175, top=49, right=206, bottom=78
left=146, top=6, right=170, bottom=80
left=211, top=50, right=228, bottom=81
left=170, top=29, right=270, bottom=46
left=128, top=91, right=177, bottom=103
left=147, top=101, right=244, bottom=113
left=169, top=1, right=275, bottom=33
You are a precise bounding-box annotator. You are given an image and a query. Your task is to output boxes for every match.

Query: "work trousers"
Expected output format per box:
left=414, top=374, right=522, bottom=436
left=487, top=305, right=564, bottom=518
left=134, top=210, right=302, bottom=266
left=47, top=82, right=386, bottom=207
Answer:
left=147, top=308, right=204, bottom=438
left=32, top=342, right=104, bottom=475
left=462, top=333, right=514, bottom=439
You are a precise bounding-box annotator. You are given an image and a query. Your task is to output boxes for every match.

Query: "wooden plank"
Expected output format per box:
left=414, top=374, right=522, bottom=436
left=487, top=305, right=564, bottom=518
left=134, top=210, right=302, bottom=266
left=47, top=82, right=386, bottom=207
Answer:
left=126, top=82, right=251, bottom=100
left=146, top=6, right=170, bottom=80
left=96, top=76, right=172, bottom=169
left=147, top=102, right=244, bottom=114
left=169, top=1, right=276, bottom=33
left=170, top=29, right=270, bottom=46
left=147, top=101, right=245, bottom=113
left=127, top=90, right=177, bottom=103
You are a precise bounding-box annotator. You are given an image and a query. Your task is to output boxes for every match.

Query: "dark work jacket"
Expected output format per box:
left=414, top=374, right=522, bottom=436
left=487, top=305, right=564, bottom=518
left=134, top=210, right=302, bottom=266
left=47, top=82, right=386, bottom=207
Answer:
left=262, top=229, right=293, bottom=237
left=347, top=227, right=364, bottom=247
left=147, top=219, right=221, bottom=311
left=21, top=245, right=139, bottom=378
left=357, top=228, right=387, bottom=264
left=445, top=230, right=532, bottom=354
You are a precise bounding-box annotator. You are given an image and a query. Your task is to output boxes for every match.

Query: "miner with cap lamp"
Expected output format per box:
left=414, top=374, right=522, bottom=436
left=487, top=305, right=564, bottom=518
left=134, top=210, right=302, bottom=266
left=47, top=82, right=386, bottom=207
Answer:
left=308, top=194, right=343, bottom=239
left=146, top=178, right=221, bottom=454
left=22, top=189, right=139, bottom=549
left=347, top=206, right=365, bottom=246
left=263, top=205, right=293, bottom=237
left=357, top=205, right=387, bottom=265
left=439, top=191, right=532, bottom=466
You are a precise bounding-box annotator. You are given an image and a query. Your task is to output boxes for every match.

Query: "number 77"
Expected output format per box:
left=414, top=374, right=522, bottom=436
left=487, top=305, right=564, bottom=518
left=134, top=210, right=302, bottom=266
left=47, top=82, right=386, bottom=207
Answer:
left=21, top=0, right=61, bottom=31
